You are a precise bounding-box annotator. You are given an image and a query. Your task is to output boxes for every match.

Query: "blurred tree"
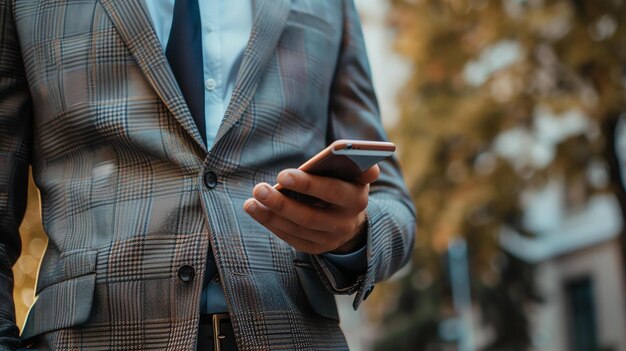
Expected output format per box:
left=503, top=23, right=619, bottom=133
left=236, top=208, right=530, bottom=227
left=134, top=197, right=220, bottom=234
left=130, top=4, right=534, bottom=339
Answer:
left=374, top=0, right=626, bottom=349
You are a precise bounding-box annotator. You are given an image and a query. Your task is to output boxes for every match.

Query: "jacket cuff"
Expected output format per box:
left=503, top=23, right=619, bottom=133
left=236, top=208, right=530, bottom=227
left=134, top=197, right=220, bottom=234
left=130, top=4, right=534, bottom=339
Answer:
left=311, top=202, right=378, bottom=300
left=314, top=243, right=367, bottom=290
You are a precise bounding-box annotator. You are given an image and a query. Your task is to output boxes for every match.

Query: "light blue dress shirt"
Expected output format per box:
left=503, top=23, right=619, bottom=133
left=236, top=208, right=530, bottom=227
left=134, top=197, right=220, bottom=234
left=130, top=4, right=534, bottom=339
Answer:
left=146, top=0, right=252, bottom=148
left=145, top=0, right=366, bottom=314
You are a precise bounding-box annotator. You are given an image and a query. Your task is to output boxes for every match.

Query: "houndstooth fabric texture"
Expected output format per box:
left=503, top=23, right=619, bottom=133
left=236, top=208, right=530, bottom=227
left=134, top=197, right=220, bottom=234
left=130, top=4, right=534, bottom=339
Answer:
left=0, top=0, right=416, bottom=349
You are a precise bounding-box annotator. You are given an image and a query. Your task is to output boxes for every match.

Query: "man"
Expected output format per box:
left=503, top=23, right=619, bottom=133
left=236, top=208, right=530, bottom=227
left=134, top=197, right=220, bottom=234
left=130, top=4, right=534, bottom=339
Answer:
left=0, top=0, right=415, bottom=349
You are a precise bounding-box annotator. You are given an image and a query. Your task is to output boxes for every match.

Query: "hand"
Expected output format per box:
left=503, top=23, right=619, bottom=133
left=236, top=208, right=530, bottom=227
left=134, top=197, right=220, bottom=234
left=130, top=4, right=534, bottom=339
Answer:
left=243, top=165, right=380, bottom=255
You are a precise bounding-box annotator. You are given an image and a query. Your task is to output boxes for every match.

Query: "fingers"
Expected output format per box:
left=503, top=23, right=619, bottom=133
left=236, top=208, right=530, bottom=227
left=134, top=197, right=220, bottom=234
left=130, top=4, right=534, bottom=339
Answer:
left=356, top=164, right=380, bottom=185
left=243, top=199, right=345, bottom=254
left=242, top=167, right=377, bottom=254
left=276, top=169, right=370, bottom=210
left=248, top=183, right=358, bottom=234
left=270, top=227, right=328, bottom=255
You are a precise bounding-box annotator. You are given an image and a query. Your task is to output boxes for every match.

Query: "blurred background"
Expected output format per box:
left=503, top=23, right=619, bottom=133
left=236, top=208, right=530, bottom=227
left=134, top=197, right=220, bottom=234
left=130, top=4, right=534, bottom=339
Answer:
left=13, top=0, right=626, bottom=350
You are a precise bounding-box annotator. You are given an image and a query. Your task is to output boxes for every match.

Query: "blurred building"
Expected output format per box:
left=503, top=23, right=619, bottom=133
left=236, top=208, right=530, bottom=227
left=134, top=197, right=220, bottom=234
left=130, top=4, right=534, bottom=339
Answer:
left=346, top=0, right=626, bottom=350
left=500, top=123, right=626, bottom=351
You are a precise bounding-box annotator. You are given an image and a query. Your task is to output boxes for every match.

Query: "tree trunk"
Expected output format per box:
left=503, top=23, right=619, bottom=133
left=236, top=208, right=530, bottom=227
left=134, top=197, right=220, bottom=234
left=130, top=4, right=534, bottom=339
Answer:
left=601, top=114, right=626, bottom=281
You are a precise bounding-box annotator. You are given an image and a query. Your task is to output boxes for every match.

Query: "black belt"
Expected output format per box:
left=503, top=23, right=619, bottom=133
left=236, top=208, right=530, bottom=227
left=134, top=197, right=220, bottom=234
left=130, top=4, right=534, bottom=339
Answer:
left=197, top=313, right=237, bottom=351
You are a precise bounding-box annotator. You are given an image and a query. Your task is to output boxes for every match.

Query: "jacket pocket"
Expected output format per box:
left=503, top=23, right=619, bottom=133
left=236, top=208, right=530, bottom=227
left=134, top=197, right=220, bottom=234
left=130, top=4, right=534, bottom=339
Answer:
left=20, top=250, right=97, bottom=341
left=294, top=257, right=339, bottom=321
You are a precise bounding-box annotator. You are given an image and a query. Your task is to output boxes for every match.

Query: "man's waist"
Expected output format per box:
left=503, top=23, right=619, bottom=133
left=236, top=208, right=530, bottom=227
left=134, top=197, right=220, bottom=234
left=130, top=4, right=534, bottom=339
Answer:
left=197, top=313, right=237, bottom=351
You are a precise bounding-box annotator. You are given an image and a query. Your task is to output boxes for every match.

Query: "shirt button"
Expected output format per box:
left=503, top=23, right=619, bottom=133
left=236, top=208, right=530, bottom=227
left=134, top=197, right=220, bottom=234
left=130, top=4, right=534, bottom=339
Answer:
left=178, top=265, right=195, bottom=282
left=205, top=78, right=217, bottom=91
left=204, top=171, right=218, bottom=189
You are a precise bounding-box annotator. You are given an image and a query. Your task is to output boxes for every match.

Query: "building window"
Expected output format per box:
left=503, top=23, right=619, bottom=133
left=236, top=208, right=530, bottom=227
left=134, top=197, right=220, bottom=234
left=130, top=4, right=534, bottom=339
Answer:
left=565, top=277, right=598, bottom=351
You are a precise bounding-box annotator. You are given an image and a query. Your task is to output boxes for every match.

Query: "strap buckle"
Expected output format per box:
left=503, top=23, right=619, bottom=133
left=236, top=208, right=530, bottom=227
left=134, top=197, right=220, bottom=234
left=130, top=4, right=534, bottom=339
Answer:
left=212, top=313, right=230, bottom=351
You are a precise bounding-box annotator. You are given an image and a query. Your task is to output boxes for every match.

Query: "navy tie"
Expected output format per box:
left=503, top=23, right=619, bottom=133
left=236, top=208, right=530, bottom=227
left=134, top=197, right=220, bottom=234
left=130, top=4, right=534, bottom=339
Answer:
left=166, top=0, right=217, bottom=295
left=166, top=0, right=207, bottom=144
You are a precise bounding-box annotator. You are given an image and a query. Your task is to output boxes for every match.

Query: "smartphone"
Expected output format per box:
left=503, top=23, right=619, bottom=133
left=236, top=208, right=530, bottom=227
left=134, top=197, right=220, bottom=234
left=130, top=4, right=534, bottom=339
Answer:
left=275, top=139, right=396, bottom=205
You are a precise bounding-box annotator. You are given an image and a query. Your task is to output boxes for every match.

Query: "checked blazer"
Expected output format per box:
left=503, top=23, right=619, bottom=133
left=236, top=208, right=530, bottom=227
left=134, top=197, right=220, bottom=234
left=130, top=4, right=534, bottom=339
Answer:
left=0, top=0, right=416, bottom=350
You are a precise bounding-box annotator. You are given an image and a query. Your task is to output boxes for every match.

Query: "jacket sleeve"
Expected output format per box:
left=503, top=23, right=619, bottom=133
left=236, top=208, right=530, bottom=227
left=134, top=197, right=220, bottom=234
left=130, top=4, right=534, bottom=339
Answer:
left=311, top=0, right=416, bottom=310
left=0, top=0, right=32, bottom=348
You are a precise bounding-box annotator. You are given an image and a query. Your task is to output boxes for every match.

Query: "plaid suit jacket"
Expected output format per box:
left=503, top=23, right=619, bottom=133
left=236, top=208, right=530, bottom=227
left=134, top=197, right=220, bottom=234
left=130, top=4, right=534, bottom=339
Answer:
left=0, top=0, right=416, bottom=349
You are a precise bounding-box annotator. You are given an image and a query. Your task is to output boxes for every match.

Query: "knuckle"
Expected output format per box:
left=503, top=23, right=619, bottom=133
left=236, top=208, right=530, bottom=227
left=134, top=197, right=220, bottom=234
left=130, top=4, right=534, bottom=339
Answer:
left=254, top=208, right=273, bottom=225
left=256, top=211, right=271, bottom=225
left=299, top=177, right=311, bottom=193
left=300, top=213, right=318, bottom=229
left=330, top=238, right=343, bottom=251
left=272, top=195, right=286, bottom=211
left=335, top=221, right=354, bottom=236
left=357, top=193, right=369, bottom=211
left=332, top=184, right=348, bottom=203
left=285, top=221, right=302, bottom=236
left=320, top=235, right=336, bottom=249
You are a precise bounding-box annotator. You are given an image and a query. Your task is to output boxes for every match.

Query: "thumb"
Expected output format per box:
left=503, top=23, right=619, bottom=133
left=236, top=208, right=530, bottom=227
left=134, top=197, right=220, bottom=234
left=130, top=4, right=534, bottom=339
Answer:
left=356, top=164, right=380, bottom=185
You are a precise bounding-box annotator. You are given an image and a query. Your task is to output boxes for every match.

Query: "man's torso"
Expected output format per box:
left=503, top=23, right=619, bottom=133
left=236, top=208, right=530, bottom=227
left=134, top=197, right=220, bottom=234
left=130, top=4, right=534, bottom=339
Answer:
left=13, top=1, right=347, bottom=349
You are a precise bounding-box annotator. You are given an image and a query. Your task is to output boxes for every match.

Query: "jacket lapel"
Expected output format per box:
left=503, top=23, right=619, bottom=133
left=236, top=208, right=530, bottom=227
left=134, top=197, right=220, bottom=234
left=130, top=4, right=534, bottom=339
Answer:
left=99, top=0, right=208, bottom=153
left=99, top=0, right=291, bottom=154
left=213, top=0, right=291, bottom=146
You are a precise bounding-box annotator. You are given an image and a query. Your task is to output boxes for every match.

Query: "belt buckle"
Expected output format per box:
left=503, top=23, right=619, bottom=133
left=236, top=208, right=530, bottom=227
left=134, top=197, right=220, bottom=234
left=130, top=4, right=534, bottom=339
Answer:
left=212, top=313, right=230, bottom=351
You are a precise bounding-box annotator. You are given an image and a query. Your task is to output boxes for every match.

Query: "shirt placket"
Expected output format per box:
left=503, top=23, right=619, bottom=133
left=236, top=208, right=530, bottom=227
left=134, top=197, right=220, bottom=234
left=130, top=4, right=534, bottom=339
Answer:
left=200, top=2, right=224, bottom=148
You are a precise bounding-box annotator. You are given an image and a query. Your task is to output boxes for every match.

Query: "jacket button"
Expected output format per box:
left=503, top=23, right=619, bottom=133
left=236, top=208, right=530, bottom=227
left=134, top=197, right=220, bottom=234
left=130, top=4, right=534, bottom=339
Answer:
left=203, top=171, right=218, bottom=189
left=178, top=265, right=195, bottom=282
left=363, top=285, right=374, bottom=301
